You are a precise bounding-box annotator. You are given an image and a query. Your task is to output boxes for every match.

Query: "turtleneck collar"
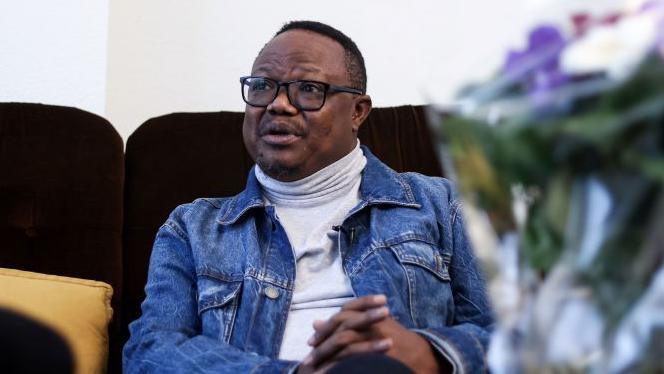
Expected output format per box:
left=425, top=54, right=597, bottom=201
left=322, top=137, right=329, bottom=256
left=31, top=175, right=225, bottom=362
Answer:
left=254, top=140, right=367, bottom=207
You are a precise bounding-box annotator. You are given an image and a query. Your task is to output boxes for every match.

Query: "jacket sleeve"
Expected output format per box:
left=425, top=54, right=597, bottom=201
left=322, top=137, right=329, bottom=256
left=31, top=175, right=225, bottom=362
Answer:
left=123, top=207, right=298, bottom=374
left=414, top=199, right=494, bottom=374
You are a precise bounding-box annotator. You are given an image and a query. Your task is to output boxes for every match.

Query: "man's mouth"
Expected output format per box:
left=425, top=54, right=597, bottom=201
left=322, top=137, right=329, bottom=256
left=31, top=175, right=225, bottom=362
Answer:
left=259, top=124, right=302, bottom=146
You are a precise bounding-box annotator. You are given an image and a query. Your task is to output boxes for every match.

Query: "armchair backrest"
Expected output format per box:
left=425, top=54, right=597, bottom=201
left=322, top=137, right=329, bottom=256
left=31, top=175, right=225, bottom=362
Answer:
left=0, top=102, right=125, bottom=373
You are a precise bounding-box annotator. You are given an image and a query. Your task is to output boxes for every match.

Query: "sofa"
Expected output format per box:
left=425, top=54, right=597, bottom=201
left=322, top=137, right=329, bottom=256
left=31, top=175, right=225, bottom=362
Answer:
left=0, top=102, right=443, bottom=372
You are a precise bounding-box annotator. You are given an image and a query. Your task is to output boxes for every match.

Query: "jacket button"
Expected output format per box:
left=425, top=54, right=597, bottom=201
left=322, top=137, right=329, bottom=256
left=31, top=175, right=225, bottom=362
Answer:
left=264, top=286, right=280, bottom=299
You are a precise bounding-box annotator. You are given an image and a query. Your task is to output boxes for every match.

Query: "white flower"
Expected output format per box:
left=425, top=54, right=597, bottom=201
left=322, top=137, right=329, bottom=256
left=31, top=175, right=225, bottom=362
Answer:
left=607, top=266, right=664, bottom=372
left=561, top=11, right=660, bottom=80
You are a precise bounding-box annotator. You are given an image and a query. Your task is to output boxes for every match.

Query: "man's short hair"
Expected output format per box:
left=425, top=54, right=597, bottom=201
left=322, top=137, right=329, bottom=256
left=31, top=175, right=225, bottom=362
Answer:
left=275, top=20, right=367, bottom=93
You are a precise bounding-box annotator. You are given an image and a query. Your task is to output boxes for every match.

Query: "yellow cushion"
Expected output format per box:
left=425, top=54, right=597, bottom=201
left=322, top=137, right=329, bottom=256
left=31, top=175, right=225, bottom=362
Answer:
left=0, top=268, right=113, bottom=374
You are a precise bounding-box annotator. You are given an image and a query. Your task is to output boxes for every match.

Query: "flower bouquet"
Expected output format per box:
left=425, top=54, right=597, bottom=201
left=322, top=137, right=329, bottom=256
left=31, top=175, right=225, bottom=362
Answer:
left=433, top=1, right=664, bottom=372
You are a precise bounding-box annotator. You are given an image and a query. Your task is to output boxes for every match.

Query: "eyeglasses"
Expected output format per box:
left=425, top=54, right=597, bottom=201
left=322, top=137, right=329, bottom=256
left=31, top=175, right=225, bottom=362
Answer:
left=240, top=76, right=364, bottom=111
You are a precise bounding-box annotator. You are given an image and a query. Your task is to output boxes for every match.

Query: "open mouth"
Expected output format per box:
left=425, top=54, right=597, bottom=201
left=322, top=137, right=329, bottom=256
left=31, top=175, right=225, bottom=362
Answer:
left=260, top=126, right=301, bottom=146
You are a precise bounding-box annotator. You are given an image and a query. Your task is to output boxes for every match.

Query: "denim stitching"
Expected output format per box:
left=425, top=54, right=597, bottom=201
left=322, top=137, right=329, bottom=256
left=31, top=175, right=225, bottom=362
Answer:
left=197, top=267, right=244, bottom=282
left=456, top=293, right=483, bottom=314
left=218, top=196, right=238, bottom=223
left=274, top=285, right=294, bottom=356
left=245, top=267, right=293, bottom=290
left=200, top=197, right=221, bottom=208
left=165, top=221, right=188, bottom=241
left=396, top=172, right=418, bottom=203
left=347, top=234, right=438, bottom=277
left=404, top=265, right=418, bottom=326
left=197, top=282, right=242, bottom=313
left=449, top=200, right=463, bottom=226
left=223, top=291, right=240, bottom=344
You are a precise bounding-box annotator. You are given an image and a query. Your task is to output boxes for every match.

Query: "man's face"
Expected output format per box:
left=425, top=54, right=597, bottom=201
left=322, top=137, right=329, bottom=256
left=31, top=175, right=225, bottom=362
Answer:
left=242, top=30, right=370, bottom=181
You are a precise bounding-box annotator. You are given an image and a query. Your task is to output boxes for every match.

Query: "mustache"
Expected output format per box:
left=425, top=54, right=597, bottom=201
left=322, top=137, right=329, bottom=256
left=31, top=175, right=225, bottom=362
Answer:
left=258, top=121, right=305, bottom=137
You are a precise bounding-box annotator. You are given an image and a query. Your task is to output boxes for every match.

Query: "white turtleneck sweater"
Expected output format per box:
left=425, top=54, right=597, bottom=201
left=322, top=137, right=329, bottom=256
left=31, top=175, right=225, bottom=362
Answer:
left=254, top=141, right=367, bottom=361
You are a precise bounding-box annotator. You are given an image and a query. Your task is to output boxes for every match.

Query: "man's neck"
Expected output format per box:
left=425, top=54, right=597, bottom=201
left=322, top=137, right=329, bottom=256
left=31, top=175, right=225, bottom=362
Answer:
left=254, top=140, right=365, bottom=207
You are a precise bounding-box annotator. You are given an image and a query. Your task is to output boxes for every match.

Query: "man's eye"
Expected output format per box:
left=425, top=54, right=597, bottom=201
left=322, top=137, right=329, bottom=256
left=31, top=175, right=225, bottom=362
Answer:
left=299, top=82, right=324, bottom=93
left=250, top=79, right=272, bottom=91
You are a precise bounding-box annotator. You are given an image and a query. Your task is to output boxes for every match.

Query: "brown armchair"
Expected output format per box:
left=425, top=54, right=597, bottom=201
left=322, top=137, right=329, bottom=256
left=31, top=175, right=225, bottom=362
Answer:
left=1, top=103, right=442, bottom=372
left=0, top=103, right=125, bottom=373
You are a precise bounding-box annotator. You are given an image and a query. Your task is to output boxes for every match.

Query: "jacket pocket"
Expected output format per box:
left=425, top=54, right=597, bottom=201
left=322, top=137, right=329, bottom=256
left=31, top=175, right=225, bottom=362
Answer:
left=196, top=273, right=242, bottom=343
left=387, top=237, right=454, bottom=327
left=389, top=238, right=451, bottom=282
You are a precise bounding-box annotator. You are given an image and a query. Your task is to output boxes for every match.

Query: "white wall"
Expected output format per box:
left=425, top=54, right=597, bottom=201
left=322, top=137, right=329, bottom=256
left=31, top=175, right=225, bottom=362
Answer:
left=105, top=0, right=538, bottom=139
left=2, top=1, right=628, bottom=140
left=0, top=0, right=109, bottom=116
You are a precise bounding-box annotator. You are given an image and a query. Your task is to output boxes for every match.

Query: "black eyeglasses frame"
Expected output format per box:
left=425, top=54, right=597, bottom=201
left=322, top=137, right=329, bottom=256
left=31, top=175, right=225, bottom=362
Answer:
left=240, top=76, right=364, bottom=111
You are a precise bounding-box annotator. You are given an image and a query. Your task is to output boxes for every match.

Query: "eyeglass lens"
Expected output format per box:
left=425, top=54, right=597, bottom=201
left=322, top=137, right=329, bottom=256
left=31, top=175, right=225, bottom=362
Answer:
left=242, top=77, right=326, bottom=110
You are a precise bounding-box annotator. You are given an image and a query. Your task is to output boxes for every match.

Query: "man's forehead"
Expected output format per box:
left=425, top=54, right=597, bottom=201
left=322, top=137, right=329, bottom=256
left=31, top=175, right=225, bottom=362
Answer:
left=251, top=60, right=321, bottom=76
left=251, top=30, right=346, bottom=76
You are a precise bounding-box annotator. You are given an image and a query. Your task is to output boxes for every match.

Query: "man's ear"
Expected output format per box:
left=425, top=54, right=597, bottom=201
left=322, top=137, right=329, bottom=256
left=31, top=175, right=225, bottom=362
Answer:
left=351, top=95, right=372, bottom=133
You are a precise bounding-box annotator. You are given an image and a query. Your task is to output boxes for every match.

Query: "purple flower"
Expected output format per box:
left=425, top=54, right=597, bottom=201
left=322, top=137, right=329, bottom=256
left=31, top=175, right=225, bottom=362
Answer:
left=503, top=25, right=569, bottom=98
left=640, top=0, right=664, bottom=13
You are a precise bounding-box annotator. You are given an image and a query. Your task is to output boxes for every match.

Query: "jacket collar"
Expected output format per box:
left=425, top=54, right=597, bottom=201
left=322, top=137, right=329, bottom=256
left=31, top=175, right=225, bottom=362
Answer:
left=217, top=145, right=420, bottom=225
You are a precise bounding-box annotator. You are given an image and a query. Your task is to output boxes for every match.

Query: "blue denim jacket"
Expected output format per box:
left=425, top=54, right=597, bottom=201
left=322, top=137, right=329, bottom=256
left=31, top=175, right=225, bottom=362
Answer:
left=124, top=147, right=493, bottom=373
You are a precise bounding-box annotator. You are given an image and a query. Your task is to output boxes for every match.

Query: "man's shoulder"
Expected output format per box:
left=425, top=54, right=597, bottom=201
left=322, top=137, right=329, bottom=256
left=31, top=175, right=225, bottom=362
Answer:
left=361, top=146, right=458, bottom=205
left=397, top=171, right=458, bottom=202
left=387, top=171, right=463, bottom=223
left=398, top=171, right=454, bottom=190
left=165, top=196, right=235, bottom=226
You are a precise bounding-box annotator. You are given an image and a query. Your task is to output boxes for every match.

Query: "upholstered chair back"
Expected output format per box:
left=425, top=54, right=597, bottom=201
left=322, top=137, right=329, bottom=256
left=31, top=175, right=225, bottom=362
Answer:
left=0, top=103, right=125, bottom=373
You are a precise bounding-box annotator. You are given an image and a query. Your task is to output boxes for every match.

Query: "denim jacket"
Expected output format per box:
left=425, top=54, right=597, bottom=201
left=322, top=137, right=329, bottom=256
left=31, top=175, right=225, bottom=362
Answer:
left=124, top=147, right=493, bottom=373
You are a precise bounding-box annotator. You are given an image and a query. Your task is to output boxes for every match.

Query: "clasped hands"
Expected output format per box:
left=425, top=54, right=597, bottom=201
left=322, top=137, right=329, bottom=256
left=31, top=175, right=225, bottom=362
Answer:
left=297, top=295, right=442, bottom=374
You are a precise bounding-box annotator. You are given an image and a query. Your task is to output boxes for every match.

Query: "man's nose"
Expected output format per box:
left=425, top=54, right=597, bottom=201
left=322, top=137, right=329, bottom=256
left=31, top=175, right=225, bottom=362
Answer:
left=267, top=86, right=298, bottom=114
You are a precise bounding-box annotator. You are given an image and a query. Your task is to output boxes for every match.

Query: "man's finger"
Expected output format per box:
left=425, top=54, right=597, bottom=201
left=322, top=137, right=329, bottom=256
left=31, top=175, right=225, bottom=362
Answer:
left=310, top=294, right=387, bottom=344
left=340, top=307, right=389, bottom=330
left=333, top=338, right=392, bottom=361
left=312, top=360, right=336, bottom=374
left=303, top=329, right=370, bottom=367
left=308, top=307, right=389, bottom=347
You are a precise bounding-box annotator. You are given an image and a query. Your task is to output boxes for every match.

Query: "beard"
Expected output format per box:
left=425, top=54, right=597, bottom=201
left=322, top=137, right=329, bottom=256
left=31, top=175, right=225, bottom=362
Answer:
left=255, top=153, right=302, bottom=182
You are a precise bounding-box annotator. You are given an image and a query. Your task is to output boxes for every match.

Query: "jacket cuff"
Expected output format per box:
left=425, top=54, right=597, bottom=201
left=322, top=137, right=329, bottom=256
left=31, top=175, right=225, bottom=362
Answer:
left=413, top=327, right=487, bottom=374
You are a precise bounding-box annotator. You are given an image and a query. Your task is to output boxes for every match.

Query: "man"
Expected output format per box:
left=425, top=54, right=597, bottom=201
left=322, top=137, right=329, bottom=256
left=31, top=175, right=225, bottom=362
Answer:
left=124, top=21, right=492, bottom=373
